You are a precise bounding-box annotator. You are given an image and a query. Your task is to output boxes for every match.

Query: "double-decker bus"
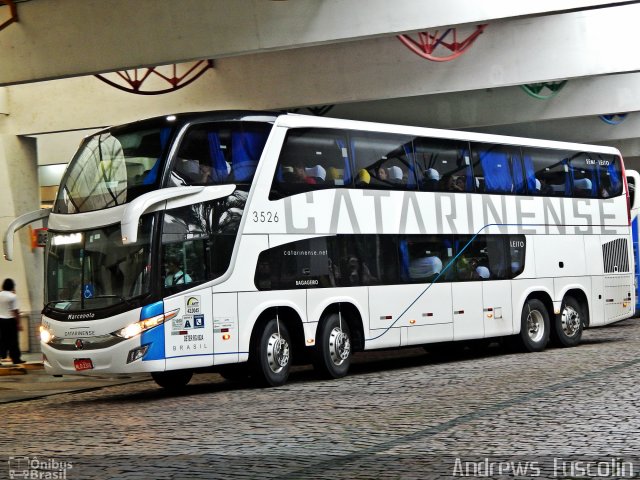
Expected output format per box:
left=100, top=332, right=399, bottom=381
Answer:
left=4, top=111, right=634, bottom=389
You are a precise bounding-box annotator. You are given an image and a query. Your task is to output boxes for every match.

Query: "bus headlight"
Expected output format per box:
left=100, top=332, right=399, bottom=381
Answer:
left=113, top=309, right=179, bottom=339
left=40, top=325, right=54, bottom=344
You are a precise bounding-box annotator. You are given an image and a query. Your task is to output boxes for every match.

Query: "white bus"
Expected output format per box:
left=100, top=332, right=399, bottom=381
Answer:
left=4, top=111, right=634, bottom=388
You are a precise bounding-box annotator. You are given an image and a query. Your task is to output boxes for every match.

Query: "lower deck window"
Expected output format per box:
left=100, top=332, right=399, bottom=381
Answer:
left=255, top=234, right=526, bottom=290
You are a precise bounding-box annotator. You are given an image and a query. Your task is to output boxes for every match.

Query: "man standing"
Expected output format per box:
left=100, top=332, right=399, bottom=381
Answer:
left=0, top=278, right=24, bottom=365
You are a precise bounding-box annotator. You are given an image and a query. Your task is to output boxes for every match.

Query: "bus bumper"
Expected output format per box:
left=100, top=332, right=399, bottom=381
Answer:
left=41, top=338, right=165, bottom=376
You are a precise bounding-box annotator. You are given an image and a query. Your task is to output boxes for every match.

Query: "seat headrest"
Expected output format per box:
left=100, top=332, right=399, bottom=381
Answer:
left=357, top=169, right=370, bottom=184
left=476, top=266, right=490, bottom=279
left=424, top=168, right=440, bottom=180
left=305, top=165, right=326, bottom=181
left=387, top=166, right=403, bottom=181
left=574, top=178, right=592, bottom=190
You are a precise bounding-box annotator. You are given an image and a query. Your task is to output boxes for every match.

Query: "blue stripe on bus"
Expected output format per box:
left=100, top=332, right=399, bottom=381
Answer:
left=141, top=301, right=164, bottom=320
left=141, top=323, right=165, bottom=361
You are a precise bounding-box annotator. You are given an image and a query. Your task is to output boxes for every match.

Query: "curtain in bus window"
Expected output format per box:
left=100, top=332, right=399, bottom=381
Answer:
left=335, top=138, right=351, bottom=186
left=142, top=127, right=171, bottom=185
left=596, top=155, right=623, bottom=198
left=402, top=143, right=418, bottom=189
left=207, top=132, right=229, bottom=183
left=522, top=156, right=538, bottom=193
left=479, top=149, right=514, bottom=193
left=231, top=129, right=268, bottom=182
left=398, top=239, right=410, bottom=282
left=511, top=155, right=526, bottom=194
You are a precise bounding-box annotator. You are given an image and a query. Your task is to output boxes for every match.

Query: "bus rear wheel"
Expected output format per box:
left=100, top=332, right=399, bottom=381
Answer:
left=251, top=318, right=291, bottom=387
left=313, top=313, right=352, bottom=379
left=517, top=299, right=550, bottom=352
left=151, top=370, right=193, bottom=390
left=552, top=296, right=583, bottom=347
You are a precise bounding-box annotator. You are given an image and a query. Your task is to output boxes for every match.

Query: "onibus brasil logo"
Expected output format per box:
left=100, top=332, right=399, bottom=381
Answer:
left=8, top=456, right=73, bottom=479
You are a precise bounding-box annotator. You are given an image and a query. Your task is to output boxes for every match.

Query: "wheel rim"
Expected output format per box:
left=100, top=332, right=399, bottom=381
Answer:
left=329, top=327, right=351, bottom=366
left=526, top=309, right=545, bottom=343
left=266, top=333, right=290, bottom=374
left=561, top=305, right=581, bottom=337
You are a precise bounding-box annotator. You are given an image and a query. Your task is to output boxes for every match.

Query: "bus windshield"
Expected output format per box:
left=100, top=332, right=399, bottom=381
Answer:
left=45, top=216, right=154, bottom=311
left=54, top=121, right=173, bottom=214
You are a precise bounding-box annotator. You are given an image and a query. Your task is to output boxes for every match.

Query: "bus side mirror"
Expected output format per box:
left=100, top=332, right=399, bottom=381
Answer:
left=3, top=208, right=51, bottom=261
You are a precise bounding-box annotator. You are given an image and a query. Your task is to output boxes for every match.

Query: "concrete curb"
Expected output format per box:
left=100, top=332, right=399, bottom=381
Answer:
left=0, top=362, right=44, bottom=375
left=0, top=366, right=27, bottom=376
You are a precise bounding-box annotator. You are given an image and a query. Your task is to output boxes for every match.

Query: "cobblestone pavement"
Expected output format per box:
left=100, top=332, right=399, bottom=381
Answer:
left=2, top=319, right=640, bottom=479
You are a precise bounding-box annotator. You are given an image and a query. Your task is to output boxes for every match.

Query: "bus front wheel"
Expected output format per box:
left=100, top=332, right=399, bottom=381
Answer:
left=518, top=299, right=550, bottom=352
left=552, top=296, right=583, bottom=347
left=151, top=370, right=193, bottom=390
left=251, top=318, right=292, bottom=387
left=313, top=313, right=352, bottom=379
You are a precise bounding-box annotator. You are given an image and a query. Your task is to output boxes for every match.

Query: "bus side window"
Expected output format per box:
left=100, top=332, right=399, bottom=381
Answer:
left=270, top=128, right=350, bottom=199
left=509, top=235, right=526, bottom=277
left=594, top=153, right=623, bottom=198
left=399, top=235, right=453, bottom=283
left=414, top=138, right=471, bottom=193
left=351, top=133, right=417, bottom=190
left=452, top=235, right=514, bottom=281
left=161, top=194, right=246, bottom=292
left=522, top=147, right=570, bottom=197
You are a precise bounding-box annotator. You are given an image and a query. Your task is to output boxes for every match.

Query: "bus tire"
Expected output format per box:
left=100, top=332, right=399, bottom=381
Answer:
left=313, top=313, right=352, bottom=379
left=251, top=318, right=291, bottom=387
left=518, top=299, right=550, bottom=352
left=151, top=370, right=192, bottom=390
left=552, top=296, right=583, bottom=347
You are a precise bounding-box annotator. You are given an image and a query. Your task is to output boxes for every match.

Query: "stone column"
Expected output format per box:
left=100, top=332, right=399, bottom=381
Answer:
left=0, top=134, right=43, bottom=353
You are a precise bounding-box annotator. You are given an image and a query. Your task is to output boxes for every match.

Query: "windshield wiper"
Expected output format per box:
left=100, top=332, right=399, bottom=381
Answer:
left=89, top=294, right=129, bottom=304
left=44, top=299, right=81, bottom=310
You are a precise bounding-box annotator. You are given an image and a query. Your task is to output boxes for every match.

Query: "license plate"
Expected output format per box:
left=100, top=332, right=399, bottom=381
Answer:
left=74, top=358, right=93, bottom=371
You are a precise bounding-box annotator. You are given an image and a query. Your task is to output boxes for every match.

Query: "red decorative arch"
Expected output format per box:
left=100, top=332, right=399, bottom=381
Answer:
left=0, top=0, right=18, bottom=32
left=95, top=60, right=214, bottom=95
left=398, top=25, right=487, bottom=62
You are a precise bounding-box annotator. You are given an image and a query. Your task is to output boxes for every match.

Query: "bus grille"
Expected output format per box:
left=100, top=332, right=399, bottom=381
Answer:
left=602, top=238, right=629, bottom=273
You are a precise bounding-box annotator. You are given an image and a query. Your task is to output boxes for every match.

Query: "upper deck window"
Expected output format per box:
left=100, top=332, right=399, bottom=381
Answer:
left=169, top=122, right=271, bottom=188
left=352, top=133, right=417, bottom=190
left=270, top=129, right=351, bottom=198
left=470, top=143, right=523, bottom=194
left=54, top=124, right=173, bottom=214
left=414, top=138, right=472, bottom=192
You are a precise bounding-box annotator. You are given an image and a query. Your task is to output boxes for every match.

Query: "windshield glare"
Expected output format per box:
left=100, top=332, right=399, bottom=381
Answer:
left=54, top=124, right=172, bottom=214
left=45, top=217, right=154, bottom=311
